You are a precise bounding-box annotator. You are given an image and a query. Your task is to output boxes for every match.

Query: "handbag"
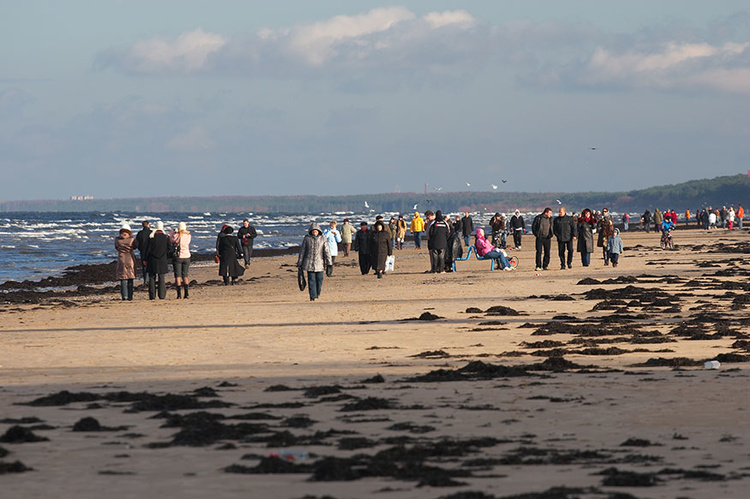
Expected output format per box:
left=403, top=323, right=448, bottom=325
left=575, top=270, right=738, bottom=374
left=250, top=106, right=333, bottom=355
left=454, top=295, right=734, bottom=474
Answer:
left=214, top=254, right=220, bottom=264
left=297, top=268, right=307, bottom=291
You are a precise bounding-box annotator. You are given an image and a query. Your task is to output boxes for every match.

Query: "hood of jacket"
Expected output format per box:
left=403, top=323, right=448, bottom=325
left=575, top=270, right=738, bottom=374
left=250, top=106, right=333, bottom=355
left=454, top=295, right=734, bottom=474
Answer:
left=308, top=222, right=322, bottom=235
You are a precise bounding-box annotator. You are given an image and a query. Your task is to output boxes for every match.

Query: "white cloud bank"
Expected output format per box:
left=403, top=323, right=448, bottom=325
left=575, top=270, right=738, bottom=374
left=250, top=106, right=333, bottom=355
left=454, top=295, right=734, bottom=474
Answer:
left=94, top=7, right=750, bottom=95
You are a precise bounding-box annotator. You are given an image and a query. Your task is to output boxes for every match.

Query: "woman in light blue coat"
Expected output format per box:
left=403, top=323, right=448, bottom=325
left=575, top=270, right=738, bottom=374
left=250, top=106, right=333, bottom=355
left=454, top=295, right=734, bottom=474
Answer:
left=323, top=221, right=342, bottom=275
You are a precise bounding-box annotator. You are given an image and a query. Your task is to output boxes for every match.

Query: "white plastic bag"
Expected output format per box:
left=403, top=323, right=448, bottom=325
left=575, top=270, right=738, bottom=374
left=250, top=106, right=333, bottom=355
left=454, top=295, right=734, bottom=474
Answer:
left=385, top=255, right=395, bottom=272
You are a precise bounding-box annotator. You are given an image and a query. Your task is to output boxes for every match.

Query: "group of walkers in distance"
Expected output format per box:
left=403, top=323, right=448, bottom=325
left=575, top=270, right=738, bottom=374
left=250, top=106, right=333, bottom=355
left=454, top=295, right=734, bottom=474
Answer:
left=115, top=203, right=746, bottom=302
left=114, top=218, right=259, bottom=301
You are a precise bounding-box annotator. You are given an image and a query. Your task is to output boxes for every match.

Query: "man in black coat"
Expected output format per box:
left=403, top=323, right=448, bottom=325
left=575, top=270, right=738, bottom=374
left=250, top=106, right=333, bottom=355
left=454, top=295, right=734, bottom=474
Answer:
left=135, top=221, right=151, bottom=285
left=353, top=222, right=372, bottom=275
left=460, top=212, right=474, bottom=246
left=510, top=210, right=525, bottom=249
left=553, top=206, right=578, bottom=270
left=532, top=208, right=553, bottom=271
left=237, top=219, right=258, bottom=269
left=428, top=210, right=449, bottom=273
left=144, top=221, right=169, bottom=299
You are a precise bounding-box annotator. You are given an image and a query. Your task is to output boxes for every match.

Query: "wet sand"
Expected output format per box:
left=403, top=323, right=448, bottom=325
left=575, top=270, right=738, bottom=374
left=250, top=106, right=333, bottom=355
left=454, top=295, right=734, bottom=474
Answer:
left=1, top=228, right=750, bottom=498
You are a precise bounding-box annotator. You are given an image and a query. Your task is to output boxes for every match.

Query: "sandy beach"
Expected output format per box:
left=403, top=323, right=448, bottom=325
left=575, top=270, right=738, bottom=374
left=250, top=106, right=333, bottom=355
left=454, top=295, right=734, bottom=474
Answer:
left=2, top=227, right=750, bottom=498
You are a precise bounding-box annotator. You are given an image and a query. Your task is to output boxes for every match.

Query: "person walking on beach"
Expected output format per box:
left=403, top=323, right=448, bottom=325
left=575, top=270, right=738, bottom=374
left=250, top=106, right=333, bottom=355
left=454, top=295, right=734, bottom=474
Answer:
left=428, top=210, right=449, bottom=273
left=553, top=207, right=577, bottom=269
left=370, top=220, right=392, bottom=279
left=410, top=211, right=425, bottom=249
left=115, top=224, right=138, bottom=301
left=510, top=210, right=525, bottom=249
left=340, top=218, right=356, bottom=256
left=396, top=215, right=407, bottom=250
left=641, top=210, right=652, bottom=233
left=237, top=219, right=257, bottom=269
left=388, top=217, right=397, bottom=249
left=216, top=225, right=245, bottom=285
left=323, top=221, right=342, bottom=275
left=297, top=222, right=333, bottom=301
left=728, top=207, right=736, bottom=230
left=135, top=221, right=151, bottom=286
left=144, top=221, right=169, bottom=300
left=577, top=209, right=596, bottom=267
left=169, top=222, right=191, bottom=299
left=607, top=228, right=624, bottom=268
left=460, top=212, right=474, bottom=247
left=621, top=212, right=630, bottom=232
left=738, top=204, right=744, bottom=230
left=489, top=212, right=506, bottom=248
left=597, top=208, right=615, bottom=265
left=353, top=222, right=372, bottom=275
left=684, top=209, right=691, bottom=227
left=532, top=208, right=553, bottom=271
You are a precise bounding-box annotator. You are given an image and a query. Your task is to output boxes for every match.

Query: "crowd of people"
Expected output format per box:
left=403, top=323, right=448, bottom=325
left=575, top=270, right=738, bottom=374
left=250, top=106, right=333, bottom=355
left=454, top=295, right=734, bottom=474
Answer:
left=115, top=204, right=745, bottom=302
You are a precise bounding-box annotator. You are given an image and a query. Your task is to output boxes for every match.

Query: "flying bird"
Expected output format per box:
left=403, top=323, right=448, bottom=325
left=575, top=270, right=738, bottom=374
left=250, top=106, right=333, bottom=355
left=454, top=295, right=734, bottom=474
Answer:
left=465, top=182, right=471, bottom=187
left=412, top=203, right=418, bottom=210
left=556, top=199, right=562, bottom=204
left=364, top=201, right=369, bottom=208
left=501, top=179, right=507, bottom=183
left=434, top=186, right=443, bottom=192
left=590, top=147, right=597, bottom=150
left=491, top=184, right=498, bottom=190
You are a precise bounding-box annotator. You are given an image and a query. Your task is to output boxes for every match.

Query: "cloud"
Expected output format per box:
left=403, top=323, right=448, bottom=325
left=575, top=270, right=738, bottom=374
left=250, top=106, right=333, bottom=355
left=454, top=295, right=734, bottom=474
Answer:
left=93, top=8, right=750, bottom=96
left=96, top=7, right=481, bottom=77
left=95, top=29, right=227, bottom=74
left=552, top=40, right=750, bottom=94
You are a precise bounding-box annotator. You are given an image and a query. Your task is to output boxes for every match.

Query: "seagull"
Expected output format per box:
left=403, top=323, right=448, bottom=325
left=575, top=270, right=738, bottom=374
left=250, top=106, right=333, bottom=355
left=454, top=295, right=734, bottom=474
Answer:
left=491, top=184, right=498, bottom=190
left=434, top=186, right=443, bottom=192
left=501, top=179, right=507, bottom=183
left=412, top=203, right=418, bottom=210
left=556, top=199, right=562, bottom=204
left=590, top=147, right=597, bottom=150
left=465, top=182, right=471, bottom=187
left=364, top=201, right=369, bottom=209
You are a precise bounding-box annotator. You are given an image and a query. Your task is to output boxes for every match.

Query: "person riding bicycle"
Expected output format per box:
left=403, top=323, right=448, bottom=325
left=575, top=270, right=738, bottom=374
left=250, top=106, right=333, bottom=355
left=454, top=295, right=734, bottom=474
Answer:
left=660, top=217, right=675, bottom=246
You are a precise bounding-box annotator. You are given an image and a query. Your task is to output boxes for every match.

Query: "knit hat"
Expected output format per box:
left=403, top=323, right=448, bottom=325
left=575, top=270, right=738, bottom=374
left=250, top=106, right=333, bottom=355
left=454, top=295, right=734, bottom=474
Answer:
left=150, top=221, right=164, bottom=238
left=178, top=222, right=187, bottom=231
left=120, top=224, right=132, bottom=234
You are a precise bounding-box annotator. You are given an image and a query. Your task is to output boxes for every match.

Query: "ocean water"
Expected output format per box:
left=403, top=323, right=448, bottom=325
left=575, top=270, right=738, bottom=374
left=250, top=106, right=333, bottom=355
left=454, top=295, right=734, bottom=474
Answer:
left=0, top=211, right=364, bottom=284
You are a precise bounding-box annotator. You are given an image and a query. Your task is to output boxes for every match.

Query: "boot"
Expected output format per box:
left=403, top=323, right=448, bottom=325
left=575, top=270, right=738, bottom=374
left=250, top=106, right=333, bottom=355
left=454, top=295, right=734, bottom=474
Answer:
left=176, top=285, right=182, bottom=299
left=183, top=284, right=189, bottom=299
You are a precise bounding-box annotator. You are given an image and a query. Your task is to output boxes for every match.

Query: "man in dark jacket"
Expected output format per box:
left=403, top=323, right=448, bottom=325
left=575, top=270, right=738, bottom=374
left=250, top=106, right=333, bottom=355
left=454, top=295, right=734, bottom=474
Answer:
left=553, top=207, right=578, bottom=269
left=353, top=222, right=372, bottom=275
left=510, top=210, right=525, bottom=249
left=532, top=208, right=553, bottom=271
left=135, top=221, right=151, bottom=285
left=460, top=212, right=474, bottom=246
left=144, top=221, right=169, bottom=299
left=428, top=210, right=449, bottom=273
left=237, top=219, right=257, bottom=269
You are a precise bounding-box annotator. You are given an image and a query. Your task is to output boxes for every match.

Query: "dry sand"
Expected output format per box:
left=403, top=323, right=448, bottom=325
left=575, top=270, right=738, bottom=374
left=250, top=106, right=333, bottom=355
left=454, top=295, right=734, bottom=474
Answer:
left=1, top=228, right=750, bottom=498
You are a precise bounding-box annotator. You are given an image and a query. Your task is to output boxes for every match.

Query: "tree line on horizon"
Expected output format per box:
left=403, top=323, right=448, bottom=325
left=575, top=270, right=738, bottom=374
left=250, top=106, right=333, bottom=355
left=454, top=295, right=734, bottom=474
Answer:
left=2, top=174, right=748, bottom=214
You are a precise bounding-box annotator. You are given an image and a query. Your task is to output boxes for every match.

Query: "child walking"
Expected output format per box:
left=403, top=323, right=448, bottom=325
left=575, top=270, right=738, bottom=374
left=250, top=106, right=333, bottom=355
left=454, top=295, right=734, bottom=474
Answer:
left=606, top=228, right=624, bottom=268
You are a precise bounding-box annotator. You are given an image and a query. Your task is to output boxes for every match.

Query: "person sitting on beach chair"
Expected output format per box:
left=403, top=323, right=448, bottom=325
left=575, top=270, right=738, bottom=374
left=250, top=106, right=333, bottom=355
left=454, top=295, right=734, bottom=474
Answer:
left=475, top=228, right=512, bottom=270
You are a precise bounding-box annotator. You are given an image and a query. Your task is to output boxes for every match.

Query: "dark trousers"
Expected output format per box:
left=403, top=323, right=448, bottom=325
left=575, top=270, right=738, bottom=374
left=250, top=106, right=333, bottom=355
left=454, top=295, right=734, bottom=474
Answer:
left=610, top=252, right=620, bottom=265
left=141, top=263, right=148, bottom=286
left=557, top=240, right=574, bottom=268
left=414, top=232, right=422, bottom=249
left=513, top=230, right=522, bottom=248
left=242, top=245, right=253, bottom=265
left=358, top=253, right=371, bottom=274
left=148, top=274, right=166, bottom=299
left=431, top=249, right=445, bottom=272
left=119, top=279, right=134, bottom=301
left=307, top=271, right=324, bottom=300
left=602, top=246, right=610, bottom=265
left=535, top=237, right=551, bottom=269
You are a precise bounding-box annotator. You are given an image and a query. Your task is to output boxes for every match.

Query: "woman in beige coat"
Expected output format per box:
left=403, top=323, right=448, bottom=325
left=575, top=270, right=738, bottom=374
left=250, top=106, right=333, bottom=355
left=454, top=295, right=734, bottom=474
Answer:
left=115, top=224, right=138, bottom=301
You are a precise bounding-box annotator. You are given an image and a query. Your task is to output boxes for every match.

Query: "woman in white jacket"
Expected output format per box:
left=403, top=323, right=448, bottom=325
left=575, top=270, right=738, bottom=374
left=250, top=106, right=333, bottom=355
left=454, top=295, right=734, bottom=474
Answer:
left=323, top=221, right=342, bottom=276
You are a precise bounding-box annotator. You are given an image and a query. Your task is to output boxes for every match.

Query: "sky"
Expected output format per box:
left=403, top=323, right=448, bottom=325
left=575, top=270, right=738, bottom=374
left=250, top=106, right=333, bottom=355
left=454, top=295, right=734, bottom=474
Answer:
left=2, top=1, right=750, bottom=201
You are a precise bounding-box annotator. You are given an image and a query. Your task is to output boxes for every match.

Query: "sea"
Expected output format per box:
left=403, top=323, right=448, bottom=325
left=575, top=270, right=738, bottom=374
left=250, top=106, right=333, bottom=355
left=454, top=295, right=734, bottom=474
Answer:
left=0, top=211, right=368, bottom=285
